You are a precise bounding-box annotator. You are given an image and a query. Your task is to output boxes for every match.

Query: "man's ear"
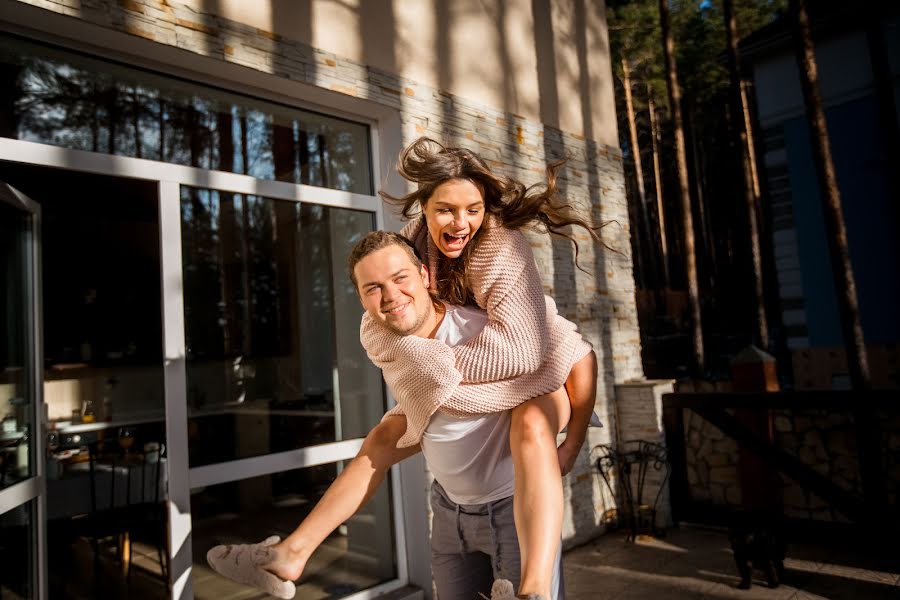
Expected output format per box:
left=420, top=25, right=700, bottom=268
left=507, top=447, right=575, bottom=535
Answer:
left=420, top=264, right=430, bottom=288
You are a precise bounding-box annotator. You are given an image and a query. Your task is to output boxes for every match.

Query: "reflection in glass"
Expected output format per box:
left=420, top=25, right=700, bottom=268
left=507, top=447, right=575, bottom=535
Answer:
left=0, top=500, right=35, bottom=598
left=181, top=189, right=383, bottom=466
left=0, top=34, right=372, bottom=194
left=0, top=198, right=34, bottom=489
left=0, top=164, right=170, bottom=597
left=192, top=463, right=396, bottom=598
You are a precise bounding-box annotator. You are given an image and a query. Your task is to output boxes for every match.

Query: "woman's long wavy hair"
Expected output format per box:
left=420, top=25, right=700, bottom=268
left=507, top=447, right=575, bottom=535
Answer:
left=379, top=137, right=613, bottom=305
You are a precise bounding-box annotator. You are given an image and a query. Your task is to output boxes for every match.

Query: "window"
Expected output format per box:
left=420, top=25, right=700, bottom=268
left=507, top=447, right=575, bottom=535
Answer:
left=0, top=34, right=372, bottom=194
left=181, top=188, right=383, bottom=466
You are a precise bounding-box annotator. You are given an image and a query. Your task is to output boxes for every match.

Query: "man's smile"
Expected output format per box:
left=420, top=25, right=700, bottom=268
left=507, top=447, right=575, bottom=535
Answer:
left=382, top=302, right=411, bottom=315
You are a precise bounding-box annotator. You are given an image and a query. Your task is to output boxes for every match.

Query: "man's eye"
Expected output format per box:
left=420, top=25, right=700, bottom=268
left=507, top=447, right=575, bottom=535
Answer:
left=365, top=287, right=379, bottom=295
left=395, top=276, right=407, bottom=282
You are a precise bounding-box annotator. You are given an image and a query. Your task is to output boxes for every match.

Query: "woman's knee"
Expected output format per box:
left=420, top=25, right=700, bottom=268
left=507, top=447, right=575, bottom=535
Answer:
left=511, top=393, right=564, bottom=445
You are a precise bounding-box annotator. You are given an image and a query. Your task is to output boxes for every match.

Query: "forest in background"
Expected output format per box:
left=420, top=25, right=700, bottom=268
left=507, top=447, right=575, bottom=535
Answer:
left=608, top=0, right=792, bottom=380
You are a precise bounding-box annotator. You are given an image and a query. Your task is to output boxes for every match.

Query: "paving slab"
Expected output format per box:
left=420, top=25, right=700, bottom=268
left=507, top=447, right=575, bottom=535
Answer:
left=562, top=526, right=900, bottom=600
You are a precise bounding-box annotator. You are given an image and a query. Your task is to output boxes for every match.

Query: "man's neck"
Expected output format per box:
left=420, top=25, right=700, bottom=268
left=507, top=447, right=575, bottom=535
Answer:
left=413, top=300, right=446, bottom=339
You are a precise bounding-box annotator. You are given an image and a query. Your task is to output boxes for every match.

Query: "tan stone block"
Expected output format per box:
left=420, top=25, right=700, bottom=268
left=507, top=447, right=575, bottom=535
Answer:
left=708, top=466, right=739, bottom=485
left=118, top=0, right=143, bottom=13
left=124, top=23, right=155, bottom=40
left=176, top=17, right=217, bottom=36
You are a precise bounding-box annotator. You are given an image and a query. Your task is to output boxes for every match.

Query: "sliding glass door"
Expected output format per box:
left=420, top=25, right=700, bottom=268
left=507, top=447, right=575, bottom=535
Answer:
left=0, top=181, right=45, bottom=599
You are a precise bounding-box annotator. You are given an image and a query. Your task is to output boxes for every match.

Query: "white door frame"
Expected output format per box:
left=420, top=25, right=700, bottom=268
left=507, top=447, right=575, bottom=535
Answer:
left=0, top=137, right=410, bottom=600
left=0, top=179, right=47, bottom=600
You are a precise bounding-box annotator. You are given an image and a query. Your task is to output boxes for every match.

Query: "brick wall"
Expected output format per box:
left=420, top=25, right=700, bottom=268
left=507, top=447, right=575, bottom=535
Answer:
left=15, top=0, right=642, bottom=548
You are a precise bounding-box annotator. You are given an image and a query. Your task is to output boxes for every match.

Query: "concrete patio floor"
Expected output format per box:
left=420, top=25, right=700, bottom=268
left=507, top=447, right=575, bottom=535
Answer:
left=562, top=525, right=900, bottom=599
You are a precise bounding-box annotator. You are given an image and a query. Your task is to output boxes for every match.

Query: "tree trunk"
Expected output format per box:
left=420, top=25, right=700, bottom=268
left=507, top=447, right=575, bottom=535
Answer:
left=272, top=120, right=302, bottom=375
left=158, top=98, right=166, bottom=161
left=659, top=0, right=705, bottom=373
left=790, top=0, right=869, bottom=389
left=648, top=90, right=670, bottom=287
left=686, top=104, right=715, bottom=290
left=724, top=0, right=769, bottom=349
left=91, top=82, right=100, bottom=153
left=107, top=85, right=119, bottom=155
left=217, top=110, right=238, bottom=355
left=622, top=58, right=656, bottom=288
left=239, top=114, right=253, bottom=355
left=741, top=80, right=762, bottom=201
left=0, top=64, right=21, bottom=138
left=131, top=88, right=143, bottom=159
left=792, top=0, right=885, bottom=527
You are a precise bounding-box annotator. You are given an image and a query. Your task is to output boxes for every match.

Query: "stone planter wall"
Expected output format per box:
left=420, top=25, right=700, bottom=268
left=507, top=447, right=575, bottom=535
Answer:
left=682, top=405, right=900, bottom=522
left=610, top=380, right=676, bottom=530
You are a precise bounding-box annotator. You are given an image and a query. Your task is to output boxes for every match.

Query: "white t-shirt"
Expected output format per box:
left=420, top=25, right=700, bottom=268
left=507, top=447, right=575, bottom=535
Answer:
left=420, top=304, right=515, bottom=505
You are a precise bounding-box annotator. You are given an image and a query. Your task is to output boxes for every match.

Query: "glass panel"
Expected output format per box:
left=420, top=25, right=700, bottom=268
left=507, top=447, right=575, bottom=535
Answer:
left=0, top=35, right=372, bottom=194
left=181, top=188, right=383, bottom=466
left=0, top=197, right=34, bottom=489
left=0, top=163, right=169, bottom=597
left=0, top=500, right=35, bottom=598
left=191, top=462, right=396, bottom=598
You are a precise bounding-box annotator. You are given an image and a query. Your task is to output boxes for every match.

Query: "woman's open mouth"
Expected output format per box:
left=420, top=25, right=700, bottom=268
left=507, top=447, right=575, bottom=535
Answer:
left=442, top=232, right=469, bottom=252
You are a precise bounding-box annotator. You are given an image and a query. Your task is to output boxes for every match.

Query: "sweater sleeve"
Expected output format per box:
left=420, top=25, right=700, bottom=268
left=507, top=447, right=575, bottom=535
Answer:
left=451, top=226, right=549, bottom=383
left=360, top=313, right=462, bottom=394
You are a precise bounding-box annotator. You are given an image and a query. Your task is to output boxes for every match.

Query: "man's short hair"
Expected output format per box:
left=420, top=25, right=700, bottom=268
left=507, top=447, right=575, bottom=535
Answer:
left=347, top=231, right=423, bottom=287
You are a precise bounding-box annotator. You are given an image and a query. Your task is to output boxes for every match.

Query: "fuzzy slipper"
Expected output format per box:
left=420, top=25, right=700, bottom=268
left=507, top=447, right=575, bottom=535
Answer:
left=489, top=579, right=517, bottom=600
left=488, top=579, right=548, bottom=600
left=206, top=535, right=296, bottom=599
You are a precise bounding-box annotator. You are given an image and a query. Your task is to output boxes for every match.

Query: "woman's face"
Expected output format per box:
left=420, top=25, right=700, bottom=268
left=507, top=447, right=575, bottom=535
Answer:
left=423, top=178, right=485, bottom=259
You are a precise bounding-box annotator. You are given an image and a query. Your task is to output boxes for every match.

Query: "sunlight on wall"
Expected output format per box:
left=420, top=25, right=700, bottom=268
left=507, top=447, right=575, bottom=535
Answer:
left=188, top=0, right=618, bottom=145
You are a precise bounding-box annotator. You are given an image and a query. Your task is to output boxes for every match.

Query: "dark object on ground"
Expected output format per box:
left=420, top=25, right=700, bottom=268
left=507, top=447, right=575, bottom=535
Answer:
left=728, top=510, right=787, bottom=589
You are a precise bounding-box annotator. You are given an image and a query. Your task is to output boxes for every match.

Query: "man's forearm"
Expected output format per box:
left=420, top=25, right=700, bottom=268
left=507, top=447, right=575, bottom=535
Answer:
left=281, top=416, right=418, bottom=558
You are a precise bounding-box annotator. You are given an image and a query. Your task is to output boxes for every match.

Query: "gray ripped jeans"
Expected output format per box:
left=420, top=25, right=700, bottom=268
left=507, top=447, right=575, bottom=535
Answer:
left=430, top=481, right=564, bottom=600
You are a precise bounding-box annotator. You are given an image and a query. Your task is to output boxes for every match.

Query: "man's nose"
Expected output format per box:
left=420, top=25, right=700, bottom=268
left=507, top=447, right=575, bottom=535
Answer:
left=382, top=283, right=399, bottom=301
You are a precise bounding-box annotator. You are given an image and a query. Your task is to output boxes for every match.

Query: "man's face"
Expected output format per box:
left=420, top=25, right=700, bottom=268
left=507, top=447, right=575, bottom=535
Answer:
left=354, top=244, right=435, bottom=337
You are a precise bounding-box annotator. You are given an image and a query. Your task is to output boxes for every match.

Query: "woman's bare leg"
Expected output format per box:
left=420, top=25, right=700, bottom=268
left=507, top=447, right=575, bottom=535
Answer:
left=510, top=387, right=570, bottom=598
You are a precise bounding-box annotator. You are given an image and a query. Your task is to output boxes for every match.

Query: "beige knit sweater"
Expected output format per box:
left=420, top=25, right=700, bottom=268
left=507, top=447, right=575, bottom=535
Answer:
left=361, top=217, right=592, bottom=448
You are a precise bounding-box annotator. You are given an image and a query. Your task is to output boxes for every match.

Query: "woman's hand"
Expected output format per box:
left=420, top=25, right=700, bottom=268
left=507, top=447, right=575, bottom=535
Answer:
left=556, top=436, right=584, bottom=477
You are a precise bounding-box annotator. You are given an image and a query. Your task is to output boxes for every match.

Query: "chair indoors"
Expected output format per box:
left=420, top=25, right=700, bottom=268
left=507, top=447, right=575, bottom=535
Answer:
left=63, top=438, right=168, bottom=588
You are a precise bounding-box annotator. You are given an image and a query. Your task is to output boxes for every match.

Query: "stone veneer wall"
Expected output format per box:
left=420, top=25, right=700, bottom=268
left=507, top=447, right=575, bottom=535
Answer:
left=683, top=409, right=742, bottom=507
left=15, top=0, right=643, bottom=546
left=683, top=406, right=900, bottom=522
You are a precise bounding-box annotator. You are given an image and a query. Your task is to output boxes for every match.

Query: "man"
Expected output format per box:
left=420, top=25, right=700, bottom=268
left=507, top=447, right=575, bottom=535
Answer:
left=207, top=231, right=565, bottom=600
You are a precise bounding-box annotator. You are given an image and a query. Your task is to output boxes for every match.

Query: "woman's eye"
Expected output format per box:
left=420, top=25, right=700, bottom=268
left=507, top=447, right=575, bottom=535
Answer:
left=437, top=208, right=451, bottom=214
left=468, top=209, right=481, bottom=214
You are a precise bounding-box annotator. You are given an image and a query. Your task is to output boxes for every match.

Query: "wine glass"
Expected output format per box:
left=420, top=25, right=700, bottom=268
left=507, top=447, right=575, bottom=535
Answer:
left=118, top=426, right=135, bottom=456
